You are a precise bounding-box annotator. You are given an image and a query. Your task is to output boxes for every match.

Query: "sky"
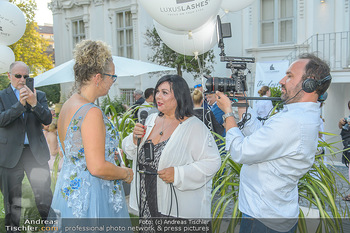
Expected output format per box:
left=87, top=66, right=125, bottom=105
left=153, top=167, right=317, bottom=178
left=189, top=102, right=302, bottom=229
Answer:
left=34, top=0, right=53, bottom=25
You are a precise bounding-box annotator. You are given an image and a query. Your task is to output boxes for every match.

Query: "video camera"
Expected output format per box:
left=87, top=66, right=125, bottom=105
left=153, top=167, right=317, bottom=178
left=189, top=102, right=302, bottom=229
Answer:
left=204, top=16, right=255, bottom=95
left=204, top=16, right=281, bottom=106
left=204, top=16, right=281, bottom=111
left=205, top=57, right=254, bottom=94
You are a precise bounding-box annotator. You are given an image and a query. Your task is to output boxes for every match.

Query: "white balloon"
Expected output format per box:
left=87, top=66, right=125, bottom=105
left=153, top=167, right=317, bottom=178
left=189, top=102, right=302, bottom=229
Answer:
left=139, top=0, right=223, bottom=31
left=221, top=0, right=255, bottom=12
left=154, top=17, right=218, bottom=57
left=0, top=1, right=26, bottom=45
left=0, top=45, right=15, bottom=74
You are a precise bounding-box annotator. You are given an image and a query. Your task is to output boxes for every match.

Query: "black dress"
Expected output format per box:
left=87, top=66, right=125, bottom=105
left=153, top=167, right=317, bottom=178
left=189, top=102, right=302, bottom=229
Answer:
left=138, top=139, right=169, bottom=219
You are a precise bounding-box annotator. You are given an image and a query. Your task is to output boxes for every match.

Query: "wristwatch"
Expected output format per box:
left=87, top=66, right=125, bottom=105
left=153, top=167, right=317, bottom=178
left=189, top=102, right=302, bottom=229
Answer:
left=222, top=112, right=234, bottom=122
left=31, top=104, right=37, bottom=111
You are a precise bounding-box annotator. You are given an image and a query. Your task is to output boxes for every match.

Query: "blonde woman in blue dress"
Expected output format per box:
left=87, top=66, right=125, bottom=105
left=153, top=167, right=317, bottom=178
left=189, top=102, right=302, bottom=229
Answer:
left=50, top=40, right=133, bottom=229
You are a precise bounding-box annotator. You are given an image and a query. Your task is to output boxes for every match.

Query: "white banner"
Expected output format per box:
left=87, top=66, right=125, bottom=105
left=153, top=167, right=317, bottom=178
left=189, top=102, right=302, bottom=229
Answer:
left=254, top=60, right=290, bottom=97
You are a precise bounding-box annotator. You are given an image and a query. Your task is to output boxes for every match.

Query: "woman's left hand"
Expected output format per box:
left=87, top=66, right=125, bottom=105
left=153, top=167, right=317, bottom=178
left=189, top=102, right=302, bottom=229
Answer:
left=158, top=167, right=174, bottom=184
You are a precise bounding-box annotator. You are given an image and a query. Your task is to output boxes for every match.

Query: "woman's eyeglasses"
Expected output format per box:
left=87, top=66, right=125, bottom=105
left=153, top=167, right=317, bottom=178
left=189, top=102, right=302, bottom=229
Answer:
left=104, top=74, right=118, bottom=83
left=14, top=74, right=29, bottom=79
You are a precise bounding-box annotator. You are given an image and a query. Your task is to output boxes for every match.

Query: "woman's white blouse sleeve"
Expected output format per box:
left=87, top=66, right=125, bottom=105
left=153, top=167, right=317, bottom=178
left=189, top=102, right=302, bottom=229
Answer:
left=122, top=133, right=137, bottom=160
left=172, top=123, right=221, bottom=191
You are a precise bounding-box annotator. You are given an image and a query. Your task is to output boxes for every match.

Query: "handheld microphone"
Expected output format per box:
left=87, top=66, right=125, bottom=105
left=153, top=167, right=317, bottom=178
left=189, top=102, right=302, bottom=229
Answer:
left=138, top=110, right=148, bottom=146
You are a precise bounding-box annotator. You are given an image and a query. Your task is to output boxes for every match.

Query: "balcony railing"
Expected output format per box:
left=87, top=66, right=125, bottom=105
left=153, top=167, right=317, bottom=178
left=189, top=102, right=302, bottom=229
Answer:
left=284, top=31, right=350, bottom=70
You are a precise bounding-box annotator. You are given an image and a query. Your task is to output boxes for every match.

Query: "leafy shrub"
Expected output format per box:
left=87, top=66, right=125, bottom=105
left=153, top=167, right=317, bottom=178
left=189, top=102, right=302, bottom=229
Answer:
left=100, top=95, right=126, bottom=115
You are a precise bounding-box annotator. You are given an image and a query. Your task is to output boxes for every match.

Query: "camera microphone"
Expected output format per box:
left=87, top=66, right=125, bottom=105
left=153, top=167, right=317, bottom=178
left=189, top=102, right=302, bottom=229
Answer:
left=138, top=110, right=148, bottom=146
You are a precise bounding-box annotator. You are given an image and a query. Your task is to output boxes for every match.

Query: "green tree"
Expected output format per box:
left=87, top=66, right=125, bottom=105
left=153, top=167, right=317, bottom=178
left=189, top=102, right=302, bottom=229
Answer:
left=7, top=0, right=59, bottom=104
left=9, top=0, right=53, bottom=76
left=0, top=74, right=10, bottom=90
left=145, top=27, right=215, bottom=78
left=36, top=84, right=60, bottom=105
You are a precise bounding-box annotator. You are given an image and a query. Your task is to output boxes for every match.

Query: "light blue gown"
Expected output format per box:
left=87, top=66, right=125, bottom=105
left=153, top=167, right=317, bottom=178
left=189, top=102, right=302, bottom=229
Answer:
left=50, top=103, right=132, bottom=230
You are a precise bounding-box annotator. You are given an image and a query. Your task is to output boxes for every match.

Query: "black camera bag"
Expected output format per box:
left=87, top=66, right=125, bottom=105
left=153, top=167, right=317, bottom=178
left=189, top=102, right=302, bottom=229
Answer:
left=341, top=128, right=350, bottom=167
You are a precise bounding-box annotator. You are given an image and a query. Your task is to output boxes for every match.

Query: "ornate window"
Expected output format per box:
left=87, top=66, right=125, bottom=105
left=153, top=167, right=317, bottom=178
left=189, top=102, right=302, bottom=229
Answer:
left=120, top=88, right=135, bottom=106
left=260, top=0, right=295, bottom=45
left=72, top=19, right=85, bottom=47
left=116, top=10, right=133, bottom=58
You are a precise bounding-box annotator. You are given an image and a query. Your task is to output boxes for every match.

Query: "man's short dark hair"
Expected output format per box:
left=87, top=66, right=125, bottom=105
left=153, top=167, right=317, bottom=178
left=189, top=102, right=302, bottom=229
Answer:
left=154, top=75, right=194, bottom=120
left=299, top=53, right=331, bottom=96
left=144, top=88, right=154, bottom=99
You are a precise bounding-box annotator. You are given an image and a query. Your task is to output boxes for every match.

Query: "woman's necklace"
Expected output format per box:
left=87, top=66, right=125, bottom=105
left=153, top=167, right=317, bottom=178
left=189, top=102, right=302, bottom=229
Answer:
left=159, top=117, right=177, bottom=136
left=79, top=92, right=93, bottom=103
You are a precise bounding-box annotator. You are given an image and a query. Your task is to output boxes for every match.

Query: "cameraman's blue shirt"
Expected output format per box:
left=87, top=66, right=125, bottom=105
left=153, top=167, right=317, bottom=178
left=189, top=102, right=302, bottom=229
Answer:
left=225, top=102, right=320, bottom=232
left=210, top=102, right=225, bottom=136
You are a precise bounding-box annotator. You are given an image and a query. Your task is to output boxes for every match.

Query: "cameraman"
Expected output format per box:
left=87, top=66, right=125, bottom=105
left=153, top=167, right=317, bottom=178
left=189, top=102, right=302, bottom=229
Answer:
left=215, top=54, right=331, bottom=233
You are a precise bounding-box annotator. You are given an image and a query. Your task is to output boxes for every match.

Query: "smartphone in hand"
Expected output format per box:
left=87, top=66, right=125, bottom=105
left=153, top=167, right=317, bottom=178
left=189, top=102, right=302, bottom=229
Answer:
left=26, top=78, right=34, bottom=92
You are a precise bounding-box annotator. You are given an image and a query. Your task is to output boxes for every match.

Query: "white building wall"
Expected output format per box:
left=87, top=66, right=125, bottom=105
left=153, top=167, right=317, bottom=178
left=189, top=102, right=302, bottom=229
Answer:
left=50, top=0, right=350, bottom=161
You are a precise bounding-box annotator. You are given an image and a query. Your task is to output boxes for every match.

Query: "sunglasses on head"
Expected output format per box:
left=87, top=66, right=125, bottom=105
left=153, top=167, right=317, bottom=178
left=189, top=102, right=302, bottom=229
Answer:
left=194, top=84, right=202, bottom=88
left=13, top=74, right=29, bottom=79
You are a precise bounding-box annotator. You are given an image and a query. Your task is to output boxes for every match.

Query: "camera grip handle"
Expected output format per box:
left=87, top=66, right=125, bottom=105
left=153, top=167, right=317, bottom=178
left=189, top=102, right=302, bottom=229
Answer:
left=231, top=103, right=249, bottom=108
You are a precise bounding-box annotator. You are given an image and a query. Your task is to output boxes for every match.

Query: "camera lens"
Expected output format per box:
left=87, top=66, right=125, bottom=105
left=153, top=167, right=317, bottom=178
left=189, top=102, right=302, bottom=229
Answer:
left=205, top=77, right=235, bottom=93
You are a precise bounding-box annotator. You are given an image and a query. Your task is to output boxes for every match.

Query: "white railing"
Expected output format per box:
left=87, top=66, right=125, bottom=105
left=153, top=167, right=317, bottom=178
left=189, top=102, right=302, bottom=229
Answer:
left=284, top=31, right=350, bottom=70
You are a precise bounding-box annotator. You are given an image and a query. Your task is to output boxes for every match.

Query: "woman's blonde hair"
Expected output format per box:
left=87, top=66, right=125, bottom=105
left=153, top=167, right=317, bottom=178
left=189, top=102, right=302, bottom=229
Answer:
left=192, top=89, right=203, bottom=105
left=48, top=118, right=58, bottom=132
left=258, top=86, right=270, bottom=97
left=73, top=40, right=113, bottom=92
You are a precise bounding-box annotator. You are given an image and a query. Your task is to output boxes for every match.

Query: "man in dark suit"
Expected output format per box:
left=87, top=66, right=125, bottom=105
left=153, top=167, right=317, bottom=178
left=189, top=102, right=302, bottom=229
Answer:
left=0, top=61, right=53, bottom=232
left=131, top=89, right=145, bottom=121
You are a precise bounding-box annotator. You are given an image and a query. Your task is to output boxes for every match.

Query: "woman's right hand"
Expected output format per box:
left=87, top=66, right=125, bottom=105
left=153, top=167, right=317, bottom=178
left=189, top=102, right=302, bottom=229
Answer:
left=122, top=166, right=134, bottom=184
left=132, top=123, right=146, bottom=144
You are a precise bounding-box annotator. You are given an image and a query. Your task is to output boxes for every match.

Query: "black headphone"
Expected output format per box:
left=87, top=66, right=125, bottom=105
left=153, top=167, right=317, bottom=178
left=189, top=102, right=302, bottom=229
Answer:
left=302, top=75, right=332, bottom=93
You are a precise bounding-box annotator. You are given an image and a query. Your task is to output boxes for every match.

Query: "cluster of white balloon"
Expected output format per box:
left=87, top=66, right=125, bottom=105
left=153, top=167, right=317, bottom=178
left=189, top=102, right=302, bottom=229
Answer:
left=0, top=0, right=26, bottom=74
left=139, top=0, right=254, bottom=58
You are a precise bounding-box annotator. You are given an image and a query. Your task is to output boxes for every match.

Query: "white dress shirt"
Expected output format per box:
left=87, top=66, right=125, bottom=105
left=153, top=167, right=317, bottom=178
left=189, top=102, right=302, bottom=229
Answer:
left=226, top=102, right=320, bottom=232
